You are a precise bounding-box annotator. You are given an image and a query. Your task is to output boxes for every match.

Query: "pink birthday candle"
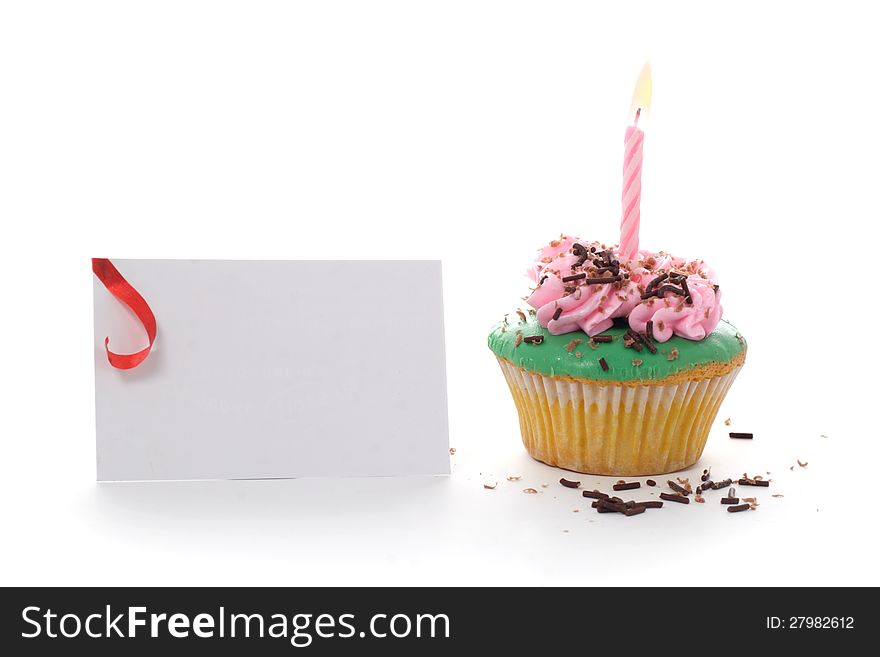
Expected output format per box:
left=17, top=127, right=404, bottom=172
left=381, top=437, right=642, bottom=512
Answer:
left=619, top=63, right=652, bottom=262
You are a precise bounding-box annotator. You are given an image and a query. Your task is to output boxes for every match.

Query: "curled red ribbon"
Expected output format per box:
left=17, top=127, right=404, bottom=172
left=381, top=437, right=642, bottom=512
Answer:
left=92, top=258, right=157, bottom=369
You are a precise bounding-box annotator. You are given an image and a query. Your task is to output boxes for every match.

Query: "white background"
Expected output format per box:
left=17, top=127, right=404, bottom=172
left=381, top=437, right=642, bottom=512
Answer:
left=1, top=1, right=878, bottom=585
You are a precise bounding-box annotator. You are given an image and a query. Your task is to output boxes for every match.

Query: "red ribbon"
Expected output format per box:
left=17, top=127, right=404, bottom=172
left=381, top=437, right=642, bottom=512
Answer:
left=92, top=258, right=157, bottom=369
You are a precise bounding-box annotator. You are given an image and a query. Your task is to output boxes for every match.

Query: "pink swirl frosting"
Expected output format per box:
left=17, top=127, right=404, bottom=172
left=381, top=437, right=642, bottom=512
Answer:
left=525, top=235, right=722, bottom=342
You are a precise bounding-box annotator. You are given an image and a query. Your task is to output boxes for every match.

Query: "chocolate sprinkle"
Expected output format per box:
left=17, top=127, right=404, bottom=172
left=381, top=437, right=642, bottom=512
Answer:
left=721, top=497, right=740, bottom=505
left=559, top=477, right=581, bottom=489
left=598, top=357, right=609, bottom=372
left=585, top=275, right=622, bottom=284
left=712, top=478, right=733, bottom=490
left=552, top=307, right=563, bottom=321
left=523, top=335, right=544, bottom=345
left=645, top=479, right=656, bottom=487
left=623, top=505, right=646, bottom=516
left=659, top=492, right=690, bottom=504
left=738, top=478, right=769, bottom=487
left=638, top=500, right=663, bottom=509
left=582, top=489, right=609, bottom=500
left=729, top=432, right=753, bottom=439
left=592, top=334, right=612, bottom=343
left=727, top=503, right=751, bottom=513
left=646, top=320, right=655, bottom=342
left=612, top=481, right=640, bottom=491
left=667, top=480, right=690, bottom=496
left=561, top=273, right=586, bottom=282
left=645, top=273, right=668, bottom=293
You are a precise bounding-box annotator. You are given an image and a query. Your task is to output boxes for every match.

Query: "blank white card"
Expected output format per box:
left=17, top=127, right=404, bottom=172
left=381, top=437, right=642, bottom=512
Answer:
left=93, top=260, right=449, bottom=481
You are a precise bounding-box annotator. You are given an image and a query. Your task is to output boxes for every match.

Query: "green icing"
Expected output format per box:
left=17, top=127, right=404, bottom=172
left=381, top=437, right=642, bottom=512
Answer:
left=488, top=313, right=745, bottom=382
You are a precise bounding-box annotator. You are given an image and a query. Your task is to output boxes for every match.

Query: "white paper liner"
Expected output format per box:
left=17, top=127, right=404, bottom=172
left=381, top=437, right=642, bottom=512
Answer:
left=497, top=358, right=742, bottom=475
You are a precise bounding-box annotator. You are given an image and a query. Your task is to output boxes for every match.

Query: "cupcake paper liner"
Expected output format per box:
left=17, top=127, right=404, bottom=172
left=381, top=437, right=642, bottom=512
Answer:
left=497, top=357, right=742, bottom=476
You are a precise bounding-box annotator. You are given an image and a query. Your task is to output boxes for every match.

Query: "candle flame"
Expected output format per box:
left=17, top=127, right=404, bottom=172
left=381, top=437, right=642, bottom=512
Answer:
left=629, top=62, right=652, bottom=123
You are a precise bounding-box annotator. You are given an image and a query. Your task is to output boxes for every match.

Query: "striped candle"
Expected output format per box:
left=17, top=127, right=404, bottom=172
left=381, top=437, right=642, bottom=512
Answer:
left=619, top=63, right=652, bottom=262
left=619, top=115, right=644, bottom=261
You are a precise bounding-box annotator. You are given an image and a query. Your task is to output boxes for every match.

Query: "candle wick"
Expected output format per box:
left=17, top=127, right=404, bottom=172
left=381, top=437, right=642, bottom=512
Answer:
left=634, top=107, right=641, bottom=127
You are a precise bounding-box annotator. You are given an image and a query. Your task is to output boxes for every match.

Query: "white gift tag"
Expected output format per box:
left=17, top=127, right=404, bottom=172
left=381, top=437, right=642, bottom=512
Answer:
left=93, top=259, right=449, bottom=481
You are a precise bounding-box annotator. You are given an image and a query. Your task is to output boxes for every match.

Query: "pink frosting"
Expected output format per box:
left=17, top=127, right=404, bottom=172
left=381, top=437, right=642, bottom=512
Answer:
left=525, top=236, right=722, bottom=342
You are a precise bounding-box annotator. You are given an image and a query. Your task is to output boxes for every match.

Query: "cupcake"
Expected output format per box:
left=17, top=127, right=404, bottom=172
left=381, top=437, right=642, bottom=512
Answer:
left=488, top=235, right=746, bottom=476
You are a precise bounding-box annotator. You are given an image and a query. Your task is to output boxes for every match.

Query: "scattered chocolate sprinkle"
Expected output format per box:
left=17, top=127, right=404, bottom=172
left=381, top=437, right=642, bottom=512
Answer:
left=552, top=307, right=563, bottom=321
left=483, top=482, right=497, bottom=490
left=694, top=493, right=705, bottom=503
left=743, top=497, right=759, bottom=509
left=646, top=320, right=655, bottom=342
left=516, top=309, right=527, bottom=323
left=523, top=335, right=544, bottom=345
left=728, top=487, right=736, bottom=497
left=646, top=479, right=656, bottom=487
left=561, top=273, right=586, bottom=282
left=729, top=432, right=753, bottom=439
left=598, top=357, right=609, bottom=372
left=738, top=478, right=769, bottom=487
left=522, top=488, right=539, bottom=494
left=658, top=284, right=688, bottom=298
left=624, top=505, right=646, bottom=516
left=565, top=339, right=582, bottom=353
left=712, top=478, right=733, bottom=490
left=571, top=243, right=587, bottom=257
left=638, top=500, right=663, bottom=509
left=721, top=497, right=739, bottom=505
left=646, top=272, right=668, bottom=292
left=701, top=468, right=712, bottom=482
left=631, top=358, right=643, bottom=366
left=582, top=489, right=610, bottom=500
left=592, top=334, right=613, bottom=343
left=680, top=278, right=692, bottom=303
left=513, top=334, right=523, bottom=347
left=559, top=477, right=581, bottom=489
left=667, top=480, right=690, bottom=496
left=585, top=275, right=622, bottom=284
left=667, top=348, right=679, bottom=361
left=727, top=503, right=751, bottom=513
left=612, top=481, right=640, bottom=491
left=596, top=499, right=626, bottom=513
left=623, top=335, right=643, bottom=352
left=641, top=332, right=657, bottom=353
left=797, top=460, right=808, bottom=468
left=660, top=492, right=689, bottom=504
left=539, top=275, right=547, bottom=285
left=506, top=475, right=522, bottom=481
